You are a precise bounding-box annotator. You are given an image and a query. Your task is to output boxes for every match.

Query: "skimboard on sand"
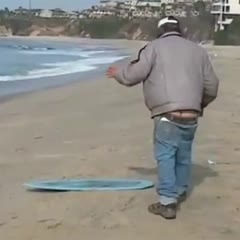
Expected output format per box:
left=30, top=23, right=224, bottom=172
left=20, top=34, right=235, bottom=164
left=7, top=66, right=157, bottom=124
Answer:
left=24, top=178, right=154, bottom=191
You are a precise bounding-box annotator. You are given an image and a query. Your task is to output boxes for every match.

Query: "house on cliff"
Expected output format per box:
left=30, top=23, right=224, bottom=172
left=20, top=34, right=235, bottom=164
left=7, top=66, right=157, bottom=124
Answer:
left=211, top=0, right=240, bottom=30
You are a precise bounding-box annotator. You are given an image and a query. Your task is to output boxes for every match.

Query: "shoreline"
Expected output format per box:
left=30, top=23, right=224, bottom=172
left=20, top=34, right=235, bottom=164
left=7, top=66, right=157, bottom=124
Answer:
left=0, top=38, right=142, bottom=102
left=0, top=71, right=101, bottom=105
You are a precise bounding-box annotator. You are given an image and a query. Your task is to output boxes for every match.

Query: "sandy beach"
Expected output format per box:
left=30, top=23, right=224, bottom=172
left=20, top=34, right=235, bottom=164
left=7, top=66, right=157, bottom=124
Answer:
left=0, top=40, right=240, bottom=240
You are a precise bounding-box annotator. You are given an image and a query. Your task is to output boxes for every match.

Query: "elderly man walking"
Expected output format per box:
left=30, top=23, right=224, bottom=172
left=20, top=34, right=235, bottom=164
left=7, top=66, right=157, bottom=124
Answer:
left=107, top=16, right=219, bottom=220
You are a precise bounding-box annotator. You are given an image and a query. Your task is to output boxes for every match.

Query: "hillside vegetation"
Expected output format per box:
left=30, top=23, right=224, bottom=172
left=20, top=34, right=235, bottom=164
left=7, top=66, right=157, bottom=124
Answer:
left=0, top=7, right=240, bottom=45
left=214, top=17, right=240, bottom=45
left=0, top=14, right=214, bottom=42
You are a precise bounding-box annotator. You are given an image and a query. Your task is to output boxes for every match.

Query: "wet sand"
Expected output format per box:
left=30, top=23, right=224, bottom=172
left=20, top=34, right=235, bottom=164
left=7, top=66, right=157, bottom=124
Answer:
left=0, top=41, right=240, bottom=240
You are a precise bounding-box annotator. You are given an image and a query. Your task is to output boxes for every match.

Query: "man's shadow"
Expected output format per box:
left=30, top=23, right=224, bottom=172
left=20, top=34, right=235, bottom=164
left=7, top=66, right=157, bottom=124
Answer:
left=128, top=163, right=218, bottom=196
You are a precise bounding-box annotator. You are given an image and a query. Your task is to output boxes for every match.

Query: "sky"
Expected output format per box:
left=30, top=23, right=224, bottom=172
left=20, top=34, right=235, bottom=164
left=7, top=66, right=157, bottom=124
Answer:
left=0, top=0, right=100, bottom=10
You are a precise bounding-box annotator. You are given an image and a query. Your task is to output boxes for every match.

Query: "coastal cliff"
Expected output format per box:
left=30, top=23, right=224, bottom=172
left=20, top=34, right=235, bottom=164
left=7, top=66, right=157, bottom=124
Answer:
left=0, top=15, right=213, bottom=42
left=0, top=15, right=240, bottom=45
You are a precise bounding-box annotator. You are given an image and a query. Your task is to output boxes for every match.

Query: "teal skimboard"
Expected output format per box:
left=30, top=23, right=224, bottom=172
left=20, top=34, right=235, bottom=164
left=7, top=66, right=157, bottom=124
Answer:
left=24, top=178, right=154, bottom=191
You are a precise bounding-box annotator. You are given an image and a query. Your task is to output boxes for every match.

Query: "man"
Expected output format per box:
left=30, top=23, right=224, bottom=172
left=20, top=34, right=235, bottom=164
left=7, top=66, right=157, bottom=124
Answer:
left=106, top=16, right=219, bottom=220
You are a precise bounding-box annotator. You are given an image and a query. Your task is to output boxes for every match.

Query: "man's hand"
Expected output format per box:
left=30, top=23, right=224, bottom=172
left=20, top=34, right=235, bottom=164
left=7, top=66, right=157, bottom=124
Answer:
left=106, top=66, right=118, bottom=79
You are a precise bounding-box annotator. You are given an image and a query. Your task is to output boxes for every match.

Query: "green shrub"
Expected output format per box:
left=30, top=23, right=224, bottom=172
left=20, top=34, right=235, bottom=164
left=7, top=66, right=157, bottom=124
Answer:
left=214, top=17, right=240, bottom=45
left=214, top=30, right=229, bottom=45
left=79, top=17, right=128, bottom=38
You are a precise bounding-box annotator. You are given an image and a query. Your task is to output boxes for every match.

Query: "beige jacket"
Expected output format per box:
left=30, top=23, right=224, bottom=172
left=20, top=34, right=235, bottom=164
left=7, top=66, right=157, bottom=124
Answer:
left=114, top=32, right=219, bottom=118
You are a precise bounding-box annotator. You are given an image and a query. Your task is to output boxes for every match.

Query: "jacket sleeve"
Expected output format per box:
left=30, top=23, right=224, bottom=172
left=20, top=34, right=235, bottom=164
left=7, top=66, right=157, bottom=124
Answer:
left=202, top=52, right=219, bottom=108
left=113, top=44, right=155, bottom=87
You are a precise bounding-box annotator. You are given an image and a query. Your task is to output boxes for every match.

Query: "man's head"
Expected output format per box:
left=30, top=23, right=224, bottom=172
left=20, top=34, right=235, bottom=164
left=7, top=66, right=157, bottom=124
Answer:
left=157, top=16, right=182, bottom=38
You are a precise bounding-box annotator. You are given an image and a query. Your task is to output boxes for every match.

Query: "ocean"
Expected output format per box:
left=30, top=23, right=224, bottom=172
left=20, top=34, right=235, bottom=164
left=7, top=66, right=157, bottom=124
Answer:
left=0, top=37, right=127, bottom=97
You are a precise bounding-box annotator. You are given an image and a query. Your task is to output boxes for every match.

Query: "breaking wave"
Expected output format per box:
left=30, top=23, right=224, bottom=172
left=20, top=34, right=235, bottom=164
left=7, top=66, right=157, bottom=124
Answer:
left=0, top=43, right=127, bottom=81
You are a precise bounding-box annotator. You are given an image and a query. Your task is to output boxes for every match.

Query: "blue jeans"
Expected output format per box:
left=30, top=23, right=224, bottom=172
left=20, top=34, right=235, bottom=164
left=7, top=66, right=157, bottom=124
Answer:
left=153, top=116, right=198, bottom=205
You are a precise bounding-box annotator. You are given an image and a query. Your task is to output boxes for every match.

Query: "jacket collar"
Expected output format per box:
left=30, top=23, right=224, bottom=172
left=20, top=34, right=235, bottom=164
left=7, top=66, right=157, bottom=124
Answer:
left=160, top=31, right=182, bottom=39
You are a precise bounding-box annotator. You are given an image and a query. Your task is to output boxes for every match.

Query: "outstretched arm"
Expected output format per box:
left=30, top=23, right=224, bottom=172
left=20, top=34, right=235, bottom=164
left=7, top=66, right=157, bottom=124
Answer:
left=106, top=44, right=155, bottom=87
